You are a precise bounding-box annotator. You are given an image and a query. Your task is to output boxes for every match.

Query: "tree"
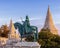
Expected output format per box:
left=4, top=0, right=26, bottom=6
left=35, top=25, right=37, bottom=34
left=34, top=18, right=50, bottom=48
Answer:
left=38, top=29, right=60, bottom=48
left=0, top=25, right=9, bottom=38
left=25, top=35, right=34, bottom=42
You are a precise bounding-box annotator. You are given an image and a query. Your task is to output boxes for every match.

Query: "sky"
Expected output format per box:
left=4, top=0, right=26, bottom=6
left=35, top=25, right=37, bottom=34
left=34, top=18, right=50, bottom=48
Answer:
left=0, top=0, right=60, bottom=34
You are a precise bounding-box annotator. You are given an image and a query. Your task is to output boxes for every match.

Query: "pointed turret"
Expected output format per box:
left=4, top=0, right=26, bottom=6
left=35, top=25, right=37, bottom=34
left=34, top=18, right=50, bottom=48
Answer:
left=9, top=19, right=16, bottom=34
left=8, top=19, right=20, bottom=39
left=43, top=6, right=58, bottom=35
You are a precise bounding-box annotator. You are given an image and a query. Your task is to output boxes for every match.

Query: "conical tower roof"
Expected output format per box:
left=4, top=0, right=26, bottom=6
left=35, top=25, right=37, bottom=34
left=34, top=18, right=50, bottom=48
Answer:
left=8, top=19, right=20, bottom=39
left=9, top=19, right=16, bottom=34
left=43, top=6, right=58, bottom=35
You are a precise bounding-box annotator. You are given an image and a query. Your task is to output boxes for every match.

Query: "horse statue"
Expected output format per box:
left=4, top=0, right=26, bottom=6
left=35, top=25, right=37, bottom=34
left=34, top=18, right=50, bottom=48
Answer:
left=14, top=16, right=38, bottom=41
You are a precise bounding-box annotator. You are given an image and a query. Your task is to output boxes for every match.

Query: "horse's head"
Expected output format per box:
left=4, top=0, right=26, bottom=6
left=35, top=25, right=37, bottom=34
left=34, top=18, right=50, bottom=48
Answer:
left=14, top=22, right=23, bottom=35
left=14, top=22, right=22, bottom=29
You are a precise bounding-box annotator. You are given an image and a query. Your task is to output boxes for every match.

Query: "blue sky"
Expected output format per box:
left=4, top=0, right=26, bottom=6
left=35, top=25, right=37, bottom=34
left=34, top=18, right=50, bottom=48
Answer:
left=0, top=0, right=60, bottom=33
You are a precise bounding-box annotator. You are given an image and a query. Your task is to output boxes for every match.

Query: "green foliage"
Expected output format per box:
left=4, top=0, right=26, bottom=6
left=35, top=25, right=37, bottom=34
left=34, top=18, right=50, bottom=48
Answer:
left=26, top=29, right=60, bottom=48
left=25, top=35, right=34, bottom=42
left=38, top=29, right=60, bottom=48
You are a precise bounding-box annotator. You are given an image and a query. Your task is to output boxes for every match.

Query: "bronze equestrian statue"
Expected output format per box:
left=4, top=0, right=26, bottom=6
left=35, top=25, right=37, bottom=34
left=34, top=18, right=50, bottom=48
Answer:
left=14, top=16, right=38, bottom=41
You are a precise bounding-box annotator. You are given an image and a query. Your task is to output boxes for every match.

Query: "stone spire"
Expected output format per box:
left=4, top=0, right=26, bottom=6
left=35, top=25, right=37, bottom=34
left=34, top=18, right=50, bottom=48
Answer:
left=43, top=6, right=58, bottom=35
left=8, top=19, right=20, bottom=39
left=9, top=19, right=16, bottom=34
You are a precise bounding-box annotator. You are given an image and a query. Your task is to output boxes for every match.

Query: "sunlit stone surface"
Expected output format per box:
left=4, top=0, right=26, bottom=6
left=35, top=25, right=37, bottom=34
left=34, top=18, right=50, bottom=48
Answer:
left=8, top=19, right=20, bottom=39
left=43, top=6, right=58, bottom=35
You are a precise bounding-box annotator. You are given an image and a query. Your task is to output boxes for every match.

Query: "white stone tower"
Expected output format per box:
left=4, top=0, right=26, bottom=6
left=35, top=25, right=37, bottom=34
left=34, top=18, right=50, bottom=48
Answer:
left=43, top=6, right=58, bottom=35
left=8, top=19, right=20, bottom=39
